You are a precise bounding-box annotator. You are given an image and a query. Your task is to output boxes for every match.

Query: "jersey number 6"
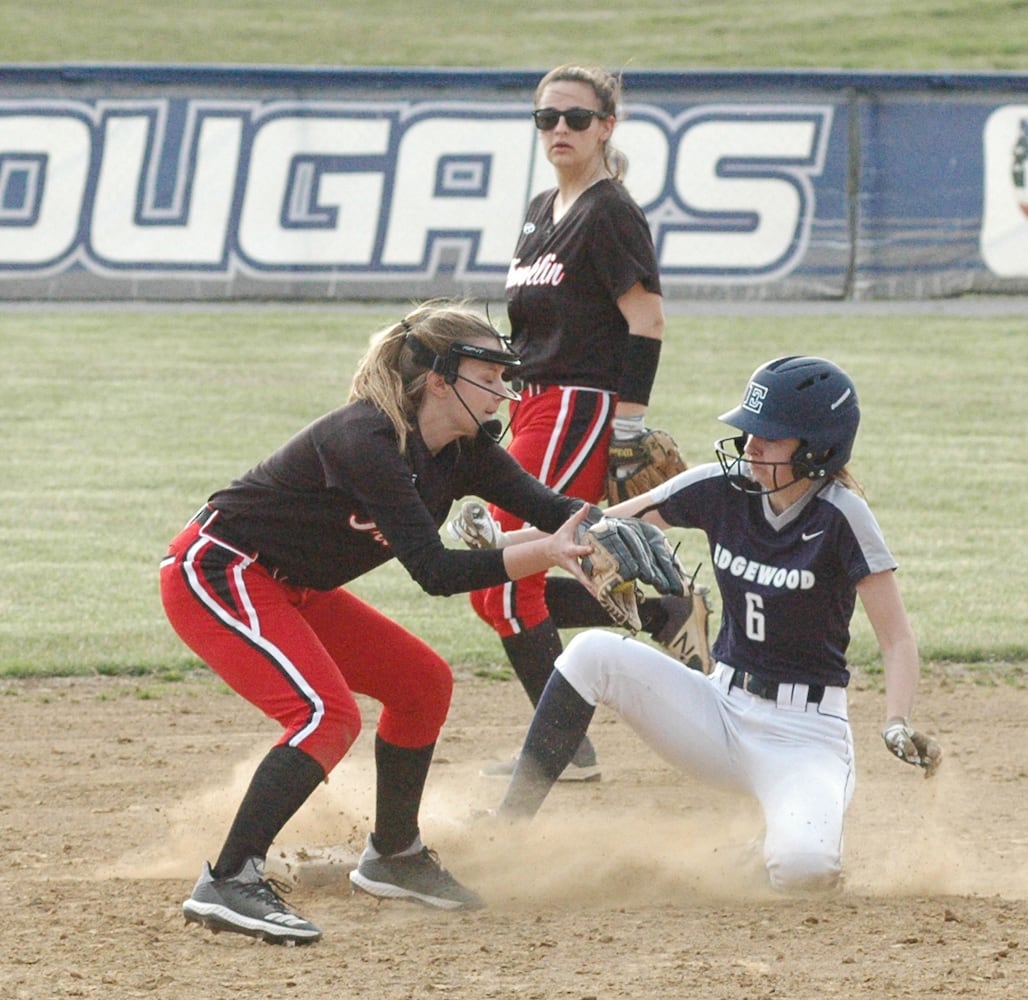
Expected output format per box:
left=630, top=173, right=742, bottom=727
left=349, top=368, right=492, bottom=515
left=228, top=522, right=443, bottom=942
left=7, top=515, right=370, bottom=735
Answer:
left=745, top=592, right=765, bottom=642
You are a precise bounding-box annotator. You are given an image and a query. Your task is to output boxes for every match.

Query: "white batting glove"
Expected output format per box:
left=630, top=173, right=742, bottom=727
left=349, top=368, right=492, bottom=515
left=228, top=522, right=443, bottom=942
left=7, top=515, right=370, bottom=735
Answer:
left=447, top=500, right=506, bottom=550
left=882, top=717, right=943, bottom=778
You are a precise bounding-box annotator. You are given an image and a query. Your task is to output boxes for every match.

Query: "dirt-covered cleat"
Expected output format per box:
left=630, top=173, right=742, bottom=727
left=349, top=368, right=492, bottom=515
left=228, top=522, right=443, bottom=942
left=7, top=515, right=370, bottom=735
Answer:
left=349, top=837, right=485, bottom=911
left=182, top=858, right=322, bottom=945
left=479, top=755, right=519, bottom=779
left=479, top=742, right=601, bottom=783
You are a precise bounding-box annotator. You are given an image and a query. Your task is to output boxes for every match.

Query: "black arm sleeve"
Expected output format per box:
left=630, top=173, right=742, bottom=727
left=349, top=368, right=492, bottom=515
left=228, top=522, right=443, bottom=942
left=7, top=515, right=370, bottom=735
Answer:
left=389, top=442, right=583, bottom=597
left=356, top=433, right=580, bottom=598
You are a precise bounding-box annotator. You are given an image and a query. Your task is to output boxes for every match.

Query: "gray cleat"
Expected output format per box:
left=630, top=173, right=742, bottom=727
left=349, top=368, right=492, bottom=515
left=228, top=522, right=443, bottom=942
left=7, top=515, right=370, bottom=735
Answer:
left=349, top=837, right=485, bottom=911
left=182, top=857, right=322, bottom=945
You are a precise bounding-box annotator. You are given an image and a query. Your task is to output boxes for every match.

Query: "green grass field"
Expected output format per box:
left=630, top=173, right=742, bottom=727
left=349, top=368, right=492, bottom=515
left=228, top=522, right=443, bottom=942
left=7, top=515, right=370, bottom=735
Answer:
left=0, top=0, right=1025, bottom=71
left=2, top=306, right=1024, bottom=678
left=1, top=6, right=1025, bottom=678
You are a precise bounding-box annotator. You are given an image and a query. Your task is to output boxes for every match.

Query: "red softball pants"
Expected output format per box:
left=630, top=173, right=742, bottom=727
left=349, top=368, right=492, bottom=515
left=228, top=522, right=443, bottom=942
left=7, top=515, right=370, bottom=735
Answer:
left=160, top=520, right=453, bottom=775
left=470, top=384, right=613, bottom=638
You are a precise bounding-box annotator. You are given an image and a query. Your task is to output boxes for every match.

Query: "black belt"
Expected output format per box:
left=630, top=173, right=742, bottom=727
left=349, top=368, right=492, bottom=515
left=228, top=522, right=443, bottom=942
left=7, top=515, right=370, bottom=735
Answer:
left=189, top=506, right=290, bottom=582
left=728, top=669, right=824, bottom=704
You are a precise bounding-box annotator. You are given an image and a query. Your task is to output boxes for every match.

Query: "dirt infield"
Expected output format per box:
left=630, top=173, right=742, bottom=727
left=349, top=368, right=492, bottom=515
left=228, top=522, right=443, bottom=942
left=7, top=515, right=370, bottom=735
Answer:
left=4, top=665, right=1026, bottom=999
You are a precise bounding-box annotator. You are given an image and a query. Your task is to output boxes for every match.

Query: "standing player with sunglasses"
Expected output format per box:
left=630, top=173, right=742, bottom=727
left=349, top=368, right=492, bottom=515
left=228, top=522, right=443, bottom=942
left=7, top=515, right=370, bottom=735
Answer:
left=471, top=65, right=692, bottom=782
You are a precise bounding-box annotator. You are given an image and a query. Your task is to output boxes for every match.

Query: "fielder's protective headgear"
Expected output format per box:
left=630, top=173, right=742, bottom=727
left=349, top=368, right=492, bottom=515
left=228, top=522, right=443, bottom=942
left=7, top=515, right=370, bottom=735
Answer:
left=404, top=320, right=522, bottom=442
left=404, top=327, right=521, bottom=388
left=716, top=356, right=860, bottom=488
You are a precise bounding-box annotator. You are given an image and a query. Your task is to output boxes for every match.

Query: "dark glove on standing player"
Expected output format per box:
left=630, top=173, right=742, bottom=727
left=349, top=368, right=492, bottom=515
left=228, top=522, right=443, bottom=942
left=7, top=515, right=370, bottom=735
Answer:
left=606, top=417, right=688, bottom=505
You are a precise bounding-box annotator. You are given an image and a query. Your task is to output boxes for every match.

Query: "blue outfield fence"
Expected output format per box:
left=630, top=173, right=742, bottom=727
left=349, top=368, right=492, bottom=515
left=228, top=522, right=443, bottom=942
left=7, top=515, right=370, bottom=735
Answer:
left=0, top=65, right=1026, bottom=301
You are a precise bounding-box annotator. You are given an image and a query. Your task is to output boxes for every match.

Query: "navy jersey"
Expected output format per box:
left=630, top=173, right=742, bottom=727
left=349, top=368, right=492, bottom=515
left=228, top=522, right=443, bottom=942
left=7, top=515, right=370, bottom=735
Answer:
left=649, top=464, right=897, bottom=687
left=505, top=179, right=661, bottom=389
left=205, top=400, right=580, bottom=592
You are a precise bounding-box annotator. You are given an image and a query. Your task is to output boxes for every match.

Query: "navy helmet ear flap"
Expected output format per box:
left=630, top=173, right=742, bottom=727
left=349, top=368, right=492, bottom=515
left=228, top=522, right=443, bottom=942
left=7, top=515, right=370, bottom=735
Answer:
left=791, top=442, right=833, bottom=481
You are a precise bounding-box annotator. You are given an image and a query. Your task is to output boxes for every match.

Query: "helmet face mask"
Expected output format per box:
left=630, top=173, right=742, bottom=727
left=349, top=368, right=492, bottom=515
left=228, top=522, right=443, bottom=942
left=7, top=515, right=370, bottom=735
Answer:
left=714, top=433, right=809, bottom=496
left=438, top=339, right=522, bottom=389
left=405, top=325, right=522, bottom=442
left=716, top=356, right=860, bottom=494
left=443, top=337, right=523, bottom=409
left=405, top=328, right=521, bottom=388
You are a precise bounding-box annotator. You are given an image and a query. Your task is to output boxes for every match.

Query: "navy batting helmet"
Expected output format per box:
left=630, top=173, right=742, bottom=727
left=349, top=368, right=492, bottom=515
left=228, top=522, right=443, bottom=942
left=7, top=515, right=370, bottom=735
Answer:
left=717, top=356, right=860, bottom=483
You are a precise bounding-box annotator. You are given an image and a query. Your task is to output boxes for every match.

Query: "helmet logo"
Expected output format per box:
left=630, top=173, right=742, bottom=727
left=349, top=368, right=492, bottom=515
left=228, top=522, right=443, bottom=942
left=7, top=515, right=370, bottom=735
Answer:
left=830, top=387, right=852, bottom=411
left=742, top=380, right=769, bottom=414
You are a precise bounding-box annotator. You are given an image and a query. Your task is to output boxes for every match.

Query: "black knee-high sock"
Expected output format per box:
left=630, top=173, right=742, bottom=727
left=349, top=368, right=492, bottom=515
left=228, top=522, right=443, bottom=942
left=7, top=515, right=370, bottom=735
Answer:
left=501, top=617, right=564, bottom=706
left=502, top=616, right=596, bottom=765
left=499, top=670, right=595, bottom=818
left=213, top=745, right=326, bottom=879
left=372, top=735, right=435, bottom=856
left=545, top=576, right=670, bottom=635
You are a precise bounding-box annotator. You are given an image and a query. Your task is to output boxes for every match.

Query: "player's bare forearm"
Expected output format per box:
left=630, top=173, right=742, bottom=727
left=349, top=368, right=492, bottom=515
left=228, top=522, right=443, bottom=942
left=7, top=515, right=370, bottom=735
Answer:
left=881, top=638, right=920, bottom=722
left=605, top=492, right=670, bottom=528
left=497, top=525, right=545, bottom=547
left=487, top=497, right=672, bottom=553
left=858, top=571, right=920, bottom=722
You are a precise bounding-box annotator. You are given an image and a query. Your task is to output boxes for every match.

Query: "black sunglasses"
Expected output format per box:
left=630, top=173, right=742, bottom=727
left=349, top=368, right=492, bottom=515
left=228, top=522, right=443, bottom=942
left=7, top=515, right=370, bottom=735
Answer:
left=532, top=107, right=609, bottom=132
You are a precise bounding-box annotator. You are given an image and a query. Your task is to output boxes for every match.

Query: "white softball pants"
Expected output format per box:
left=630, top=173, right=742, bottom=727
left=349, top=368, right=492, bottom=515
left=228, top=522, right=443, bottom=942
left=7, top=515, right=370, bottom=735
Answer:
left=556, top=630, right=855, bottom=892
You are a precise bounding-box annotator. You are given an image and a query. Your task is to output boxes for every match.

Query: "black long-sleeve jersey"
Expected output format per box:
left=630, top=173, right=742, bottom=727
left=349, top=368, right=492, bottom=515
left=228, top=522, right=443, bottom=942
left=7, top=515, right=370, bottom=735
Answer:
left=204, top=400, right=580, bottom=592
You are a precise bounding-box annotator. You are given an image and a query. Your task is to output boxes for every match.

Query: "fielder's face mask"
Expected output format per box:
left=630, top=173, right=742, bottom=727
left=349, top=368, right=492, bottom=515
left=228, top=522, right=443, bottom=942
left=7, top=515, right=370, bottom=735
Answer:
left=405, top=329, right=523, bottom=442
